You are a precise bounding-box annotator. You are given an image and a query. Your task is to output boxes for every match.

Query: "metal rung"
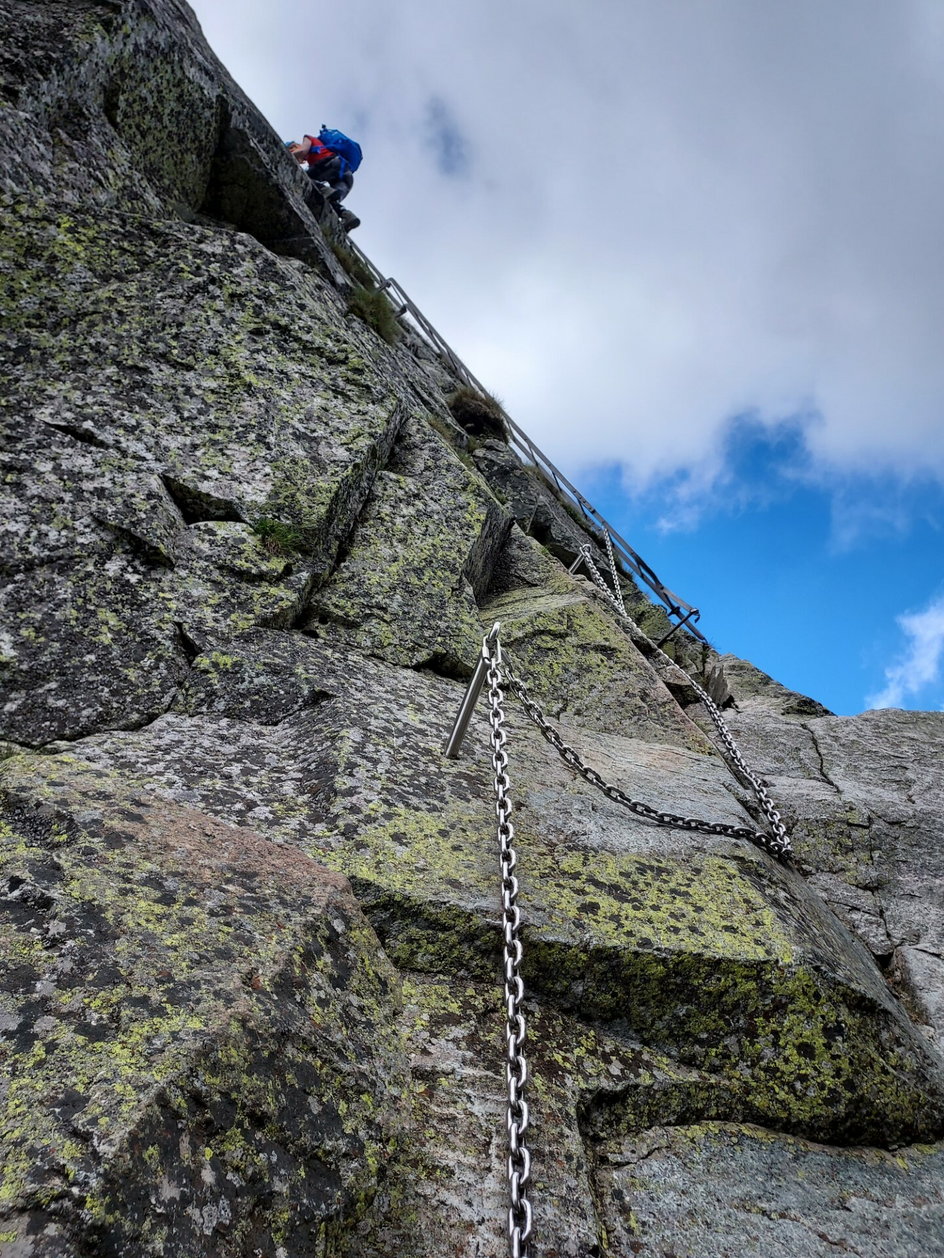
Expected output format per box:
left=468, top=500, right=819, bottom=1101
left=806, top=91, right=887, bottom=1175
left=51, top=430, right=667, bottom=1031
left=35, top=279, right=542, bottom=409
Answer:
left=655, top=607, right=699, bottom=648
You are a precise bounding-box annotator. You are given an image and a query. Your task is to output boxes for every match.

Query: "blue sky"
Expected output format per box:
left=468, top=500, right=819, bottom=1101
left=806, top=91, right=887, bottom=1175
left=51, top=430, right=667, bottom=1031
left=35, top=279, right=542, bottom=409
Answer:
left=584, top=422, right=944, bottom=714
left=190, top=0, right=944, bottom=715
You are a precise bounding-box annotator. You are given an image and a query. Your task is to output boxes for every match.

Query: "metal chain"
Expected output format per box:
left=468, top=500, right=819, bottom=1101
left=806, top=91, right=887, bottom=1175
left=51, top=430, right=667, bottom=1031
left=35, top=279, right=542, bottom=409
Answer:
left=484, top=632, right=534, bottom=1258
left=456, top=582, right=790, bottom=1255
left=501, top=656, right=788, bottom=857
left=602, top=527, right=626, bottom=616
left=454, top=609, right=787, bottom=1258
left=575, top=543, right=792, bottom=858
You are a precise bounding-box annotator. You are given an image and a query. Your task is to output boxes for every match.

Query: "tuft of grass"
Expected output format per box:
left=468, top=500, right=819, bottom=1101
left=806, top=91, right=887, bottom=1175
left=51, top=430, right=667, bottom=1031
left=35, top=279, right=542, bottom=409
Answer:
left=251, top=517, right=304, bottom=555
left=347, top=284, right=402, bottom=344
left=330, top=242, right=402, bottom=343
left=330, top=240, right=376, bottom=289
left=447, top=386, right=508, bottom=441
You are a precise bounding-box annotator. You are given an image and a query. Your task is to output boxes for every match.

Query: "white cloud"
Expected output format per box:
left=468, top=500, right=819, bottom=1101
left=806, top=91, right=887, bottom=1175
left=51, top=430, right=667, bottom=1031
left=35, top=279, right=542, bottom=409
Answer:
left=867, top=594, right=944, bottom=709
left=190, top=0, right=944, bottom=496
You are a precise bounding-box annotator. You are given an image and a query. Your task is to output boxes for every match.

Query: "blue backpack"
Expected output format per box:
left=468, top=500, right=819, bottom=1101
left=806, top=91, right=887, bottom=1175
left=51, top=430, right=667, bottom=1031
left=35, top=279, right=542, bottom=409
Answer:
left=318, top=127, right=362, bottom=176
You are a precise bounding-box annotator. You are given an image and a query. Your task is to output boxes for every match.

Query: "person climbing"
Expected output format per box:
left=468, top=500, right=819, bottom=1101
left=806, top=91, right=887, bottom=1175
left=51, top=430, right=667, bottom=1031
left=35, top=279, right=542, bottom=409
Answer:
left=288, top=126, right=362, bottom=232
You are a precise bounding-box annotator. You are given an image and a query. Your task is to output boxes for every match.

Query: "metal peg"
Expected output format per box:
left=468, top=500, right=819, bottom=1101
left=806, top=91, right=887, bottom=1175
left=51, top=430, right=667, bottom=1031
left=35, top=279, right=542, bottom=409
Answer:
left=444, top=623, right=500, bottom=758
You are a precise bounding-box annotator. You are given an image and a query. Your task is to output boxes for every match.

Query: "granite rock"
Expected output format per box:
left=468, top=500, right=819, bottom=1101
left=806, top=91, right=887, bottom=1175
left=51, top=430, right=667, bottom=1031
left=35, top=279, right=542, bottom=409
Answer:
left=3, top=2, right=944, bottom=1254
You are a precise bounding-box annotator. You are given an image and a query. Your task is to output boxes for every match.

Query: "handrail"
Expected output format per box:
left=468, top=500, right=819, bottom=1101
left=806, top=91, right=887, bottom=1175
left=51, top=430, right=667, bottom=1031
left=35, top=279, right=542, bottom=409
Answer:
left=339, top=235, right=705, bottom=642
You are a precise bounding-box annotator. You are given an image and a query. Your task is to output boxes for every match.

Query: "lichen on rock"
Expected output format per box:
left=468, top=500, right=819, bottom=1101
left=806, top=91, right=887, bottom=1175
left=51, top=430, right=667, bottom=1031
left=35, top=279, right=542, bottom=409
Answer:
left=0, top=765, right=405, bottom=1255
left=302, top=414, right=510, bottom=674
left=3, top=0, right=944, bottom=1254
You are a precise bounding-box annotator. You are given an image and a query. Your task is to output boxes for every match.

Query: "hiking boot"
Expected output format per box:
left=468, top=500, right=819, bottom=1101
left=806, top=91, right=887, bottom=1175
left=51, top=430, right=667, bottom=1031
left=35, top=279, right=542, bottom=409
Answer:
left=337, top=206, right=360, bottom=232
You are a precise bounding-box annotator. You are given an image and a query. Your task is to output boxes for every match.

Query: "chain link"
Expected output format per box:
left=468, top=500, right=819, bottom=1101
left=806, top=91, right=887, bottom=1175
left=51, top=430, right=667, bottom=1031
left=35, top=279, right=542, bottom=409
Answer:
left=469, top=550, right=792, bottom=1255
left=575, top=543, right=792, bottom=859
left=484, top=632, right=534, bottom=1258
left=502, top=658, right=787, bottom=856
left=602, top=526, right=627, bottom=617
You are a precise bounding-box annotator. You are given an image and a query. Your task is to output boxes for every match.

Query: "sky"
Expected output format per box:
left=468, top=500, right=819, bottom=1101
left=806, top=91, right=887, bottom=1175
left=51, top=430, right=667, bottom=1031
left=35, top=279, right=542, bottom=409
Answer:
left=188, top=0, right=944, bottom=715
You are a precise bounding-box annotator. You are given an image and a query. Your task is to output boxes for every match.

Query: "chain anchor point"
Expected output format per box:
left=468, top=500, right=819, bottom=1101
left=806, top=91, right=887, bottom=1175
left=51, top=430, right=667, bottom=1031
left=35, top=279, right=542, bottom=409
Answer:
left=444, top=623, right=502, bottom=759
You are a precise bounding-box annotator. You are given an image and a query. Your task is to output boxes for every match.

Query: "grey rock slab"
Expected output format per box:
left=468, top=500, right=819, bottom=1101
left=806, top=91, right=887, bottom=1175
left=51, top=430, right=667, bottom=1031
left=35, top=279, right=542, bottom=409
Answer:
left=596, top=1122, right=944, bottom=1258
left=1, top=202, right=404, bottom=550
left=335, top=977, right=748, bottom=1258
left=482, top=576, right=714, bottom=753
left=0, top=764, right=406, bottom=1256
left=726, top=705, right=944, bottom=1040
left=0, top=199, right=408, bottom=741
left=811, top=709, right=944, bottom=824
left=46, top=632, right=751, bottom=860
left=719, top=653, right=833, bottom=718
left=0, top=551, right=187, bottom=745
left=806, top=872, right=893, bottom=957
left=891, top=947, right=944, bottom=1041
left=471, top=438, right=590, bottom=562
left=0, top=414, right=156, bottom=575
left=164, top=520, right=316, bottom=643
left=301, top=416, right=509, bottom=674
left=21, top=633, right=944, bottom=1145
left=696, top=703, right=827, bottom=782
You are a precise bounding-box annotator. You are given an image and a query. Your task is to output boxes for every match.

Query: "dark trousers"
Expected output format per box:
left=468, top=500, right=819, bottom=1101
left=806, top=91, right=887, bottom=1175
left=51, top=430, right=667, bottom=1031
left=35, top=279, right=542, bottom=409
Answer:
left=306, top=156, right=353, bottom=205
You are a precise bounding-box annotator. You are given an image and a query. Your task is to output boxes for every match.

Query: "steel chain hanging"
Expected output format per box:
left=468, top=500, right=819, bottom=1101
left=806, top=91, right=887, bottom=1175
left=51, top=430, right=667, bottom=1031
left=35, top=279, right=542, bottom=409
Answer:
left=501, top=657, right=787, bottom=856
left=603, top=526, right=627, bottom=616
left=446, top=604, right=796, bottom=1258
left=484, top=632, right=534, bottom=1258
left=578, top=542, right=792, bottom=858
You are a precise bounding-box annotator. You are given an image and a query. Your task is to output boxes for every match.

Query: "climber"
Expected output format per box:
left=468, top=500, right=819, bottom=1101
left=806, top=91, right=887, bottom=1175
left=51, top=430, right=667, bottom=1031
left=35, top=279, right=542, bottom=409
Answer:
left=288, top=126, right=362, bottom=232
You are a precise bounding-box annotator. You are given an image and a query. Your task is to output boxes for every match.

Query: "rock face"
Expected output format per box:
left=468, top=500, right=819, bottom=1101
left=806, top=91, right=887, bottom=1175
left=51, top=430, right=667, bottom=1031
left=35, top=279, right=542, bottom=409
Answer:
left=1, top=3, right=944, bottom=1255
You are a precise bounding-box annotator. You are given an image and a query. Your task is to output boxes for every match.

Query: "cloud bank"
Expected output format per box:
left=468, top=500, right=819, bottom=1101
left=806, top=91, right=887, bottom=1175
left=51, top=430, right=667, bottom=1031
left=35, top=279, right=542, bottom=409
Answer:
left=192, top=0, right=944, bottom=497
left=867, top=593, right=944, bottom=709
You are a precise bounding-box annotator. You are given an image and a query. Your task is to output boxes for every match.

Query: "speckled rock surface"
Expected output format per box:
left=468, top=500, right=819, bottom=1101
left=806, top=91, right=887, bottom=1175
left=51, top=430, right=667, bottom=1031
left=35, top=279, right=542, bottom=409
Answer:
left=301, top=415, right=509, bottom=673
left=10, top=634, right=943, bottom=1156
left=3, top=2, right=944, bottom=1256
left=713, top=657, right=944, bottom=1047
left=598, top=1122, right=944, bottom=1257
left=481, top=530, right=714, bottom=751
left=0, top=198, right=410, bottom=745
left=0, top=766, right=405, bottom=1256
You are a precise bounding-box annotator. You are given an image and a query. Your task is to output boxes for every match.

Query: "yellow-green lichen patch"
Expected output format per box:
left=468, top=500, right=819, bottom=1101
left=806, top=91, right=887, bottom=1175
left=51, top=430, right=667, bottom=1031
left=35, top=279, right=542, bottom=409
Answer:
left=0, top=756, right=406, bottom=1249
left=318, top=803, right=792, bottom=965
left=482, top=587, right=712, bottom=752
left=313, top=798, right=944, bottom=1145
left=532, top=847, right=794, bottom=961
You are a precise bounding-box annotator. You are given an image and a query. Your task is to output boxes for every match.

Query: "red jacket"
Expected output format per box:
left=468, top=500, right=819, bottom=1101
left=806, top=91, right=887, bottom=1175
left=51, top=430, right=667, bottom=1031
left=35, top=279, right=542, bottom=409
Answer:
left=303, top=135, right=335, bottom=166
